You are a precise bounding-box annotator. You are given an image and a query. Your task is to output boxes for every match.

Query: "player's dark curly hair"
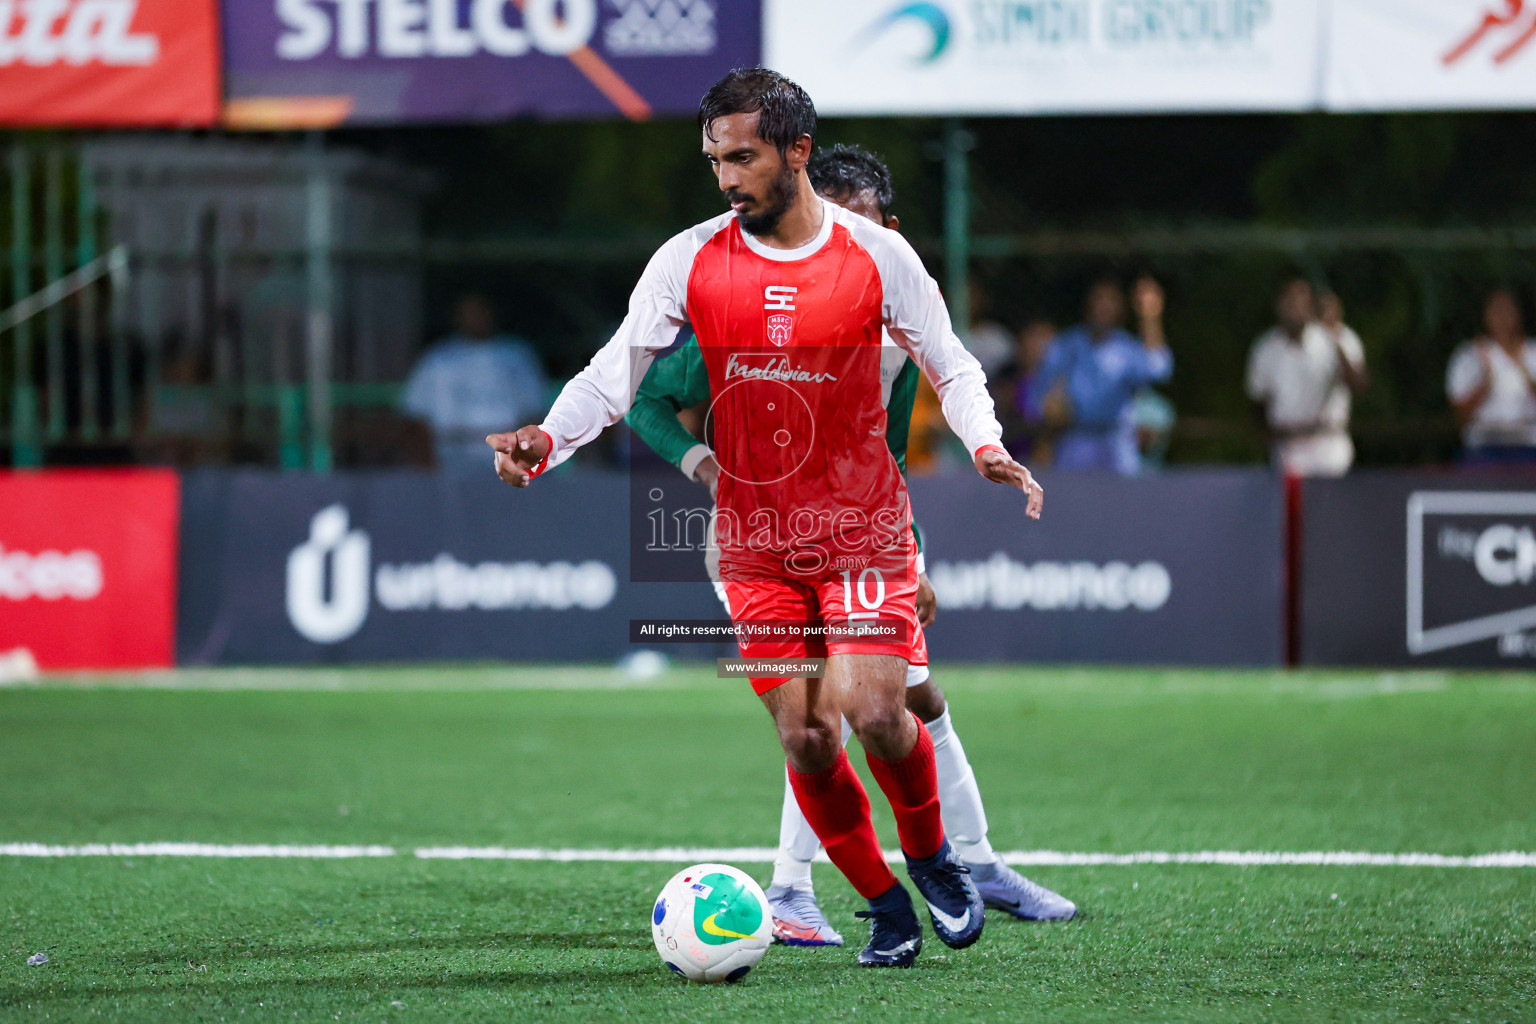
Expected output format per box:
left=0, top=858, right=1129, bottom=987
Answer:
left=808, top=144, right=895, bottom=221
left=698, top=67, right=817, bottom=156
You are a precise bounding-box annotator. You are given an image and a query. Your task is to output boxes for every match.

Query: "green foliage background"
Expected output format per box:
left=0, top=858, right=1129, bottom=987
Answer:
left=350, top=111, right=1536, bottom=465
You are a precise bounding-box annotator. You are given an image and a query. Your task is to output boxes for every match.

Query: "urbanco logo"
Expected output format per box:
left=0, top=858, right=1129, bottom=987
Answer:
left=929, top=552, right=1171, bottom=612
left=284, top=504, right=621, bottom=645
left=286, top=504, right=371, bottom=644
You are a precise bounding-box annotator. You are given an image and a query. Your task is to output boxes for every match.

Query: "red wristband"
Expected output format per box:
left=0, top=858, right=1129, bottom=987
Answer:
left=527, top=429, right=554, bottom=479
left=975, top=444, right=1007, bottom=461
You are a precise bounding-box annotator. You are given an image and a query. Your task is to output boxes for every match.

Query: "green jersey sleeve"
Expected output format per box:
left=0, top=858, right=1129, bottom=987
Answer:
left=886, top=357, right=919, bottom=477
left=625, top=335, right=712, bottom=472
left=885, top=357, right=925, bottom=557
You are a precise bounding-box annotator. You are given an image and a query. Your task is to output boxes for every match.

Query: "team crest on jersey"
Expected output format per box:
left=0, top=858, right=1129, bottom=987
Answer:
left=766, top=314, right=794, bottom=347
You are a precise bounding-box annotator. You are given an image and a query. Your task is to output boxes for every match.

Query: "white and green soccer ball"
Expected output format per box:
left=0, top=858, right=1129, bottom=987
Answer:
left=651, top=863, right=772, bottom=982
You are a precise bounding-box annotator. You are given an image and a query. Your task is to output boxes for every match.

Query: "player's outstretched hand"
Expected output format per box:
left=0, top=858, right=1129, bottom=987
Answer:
left=976, top=446, right=1044, bottom=520
left=486, top=426, right=550, bottom=488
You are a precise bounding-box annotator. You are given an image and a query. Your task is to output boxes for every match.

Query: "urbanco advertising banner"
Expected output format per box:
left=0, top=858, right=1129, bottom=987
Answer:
left=0, top=470, right=181, bottom=669
left=765, top=0, right=1324, bottom=115
left=1326, top=0, right=1536, bottom=111
left=177, top=470, right=727, bottom=665
left=1302, top=472, right=1536, bottom=667
left=908, top=470, right=1284, bottom=665
left=222, top=0, right=761, bottom=127
left=0, top=0, right=221, bottom=127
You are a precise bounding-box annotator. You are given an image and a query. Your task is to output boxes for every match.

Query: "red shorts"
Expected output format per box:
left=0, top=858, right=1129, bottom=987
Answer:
left=720, top=537, right=928, bottom=695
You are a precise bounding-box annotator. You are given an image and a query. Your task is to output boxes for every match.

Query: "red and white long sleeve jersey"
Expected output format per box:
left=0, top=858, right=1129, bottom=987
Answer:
left=539, top=198, right=1003, bottom=578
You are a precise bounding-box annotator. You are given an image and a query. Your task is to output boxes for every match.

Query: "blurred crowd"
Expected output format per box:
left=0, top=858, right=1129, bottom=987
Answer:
left=938, top=278, right=1536, bottom=477
left=399, top=282, right=1536, bottom=477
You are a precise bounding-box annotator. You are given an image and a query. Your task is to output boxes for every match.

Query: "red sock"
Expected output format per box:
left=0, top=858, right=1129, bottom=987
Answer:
left=787, top=749, right=898, bottom=899
left=865, top=715, right=944, bottom=860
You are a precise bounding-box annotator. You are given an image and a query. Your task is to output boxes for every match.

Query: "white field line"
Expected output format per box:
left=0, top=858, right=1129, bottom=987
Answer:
left=412, top=847, right=1536, bottom=868
left=2, top=842, right=1533, bottom=867
left=0, top=843, right=396, bottom=858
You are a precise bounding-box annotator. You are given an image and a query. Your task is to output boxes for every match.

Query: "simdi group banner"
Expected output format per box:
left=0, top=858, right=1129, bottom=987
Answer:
left=765, top=1, right=1536, bottom=116
left=0, top=470, right=181, bottom=669
left=0, top=0, right=221, bottom=126
left=764, top=0, right=1326, bottom=115
left=221, top=0, right=761, bottom=127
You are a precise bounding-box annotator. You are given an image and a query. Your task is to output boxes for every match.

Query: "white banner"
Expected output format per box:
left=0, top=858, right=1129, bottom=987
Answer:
left=765, top=0, right=1325, bottom=115
left=1326, top=1, right=1536, bottom=111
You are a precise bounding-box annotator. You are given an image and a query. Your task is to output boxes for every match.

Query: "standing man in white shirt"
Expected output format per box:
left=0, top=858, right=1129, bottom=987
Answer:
left=1445, top=289, right=1536, bottom=466
left=1246, top=278, right=1370, bottom=477
left=400, top=293, right=550, bottom=474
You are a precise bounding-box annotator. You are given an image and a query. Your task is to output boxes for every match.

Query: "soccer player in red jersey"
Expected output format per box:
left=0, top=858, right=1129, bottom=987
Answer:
left=489, top=68, right=1044, bottom=968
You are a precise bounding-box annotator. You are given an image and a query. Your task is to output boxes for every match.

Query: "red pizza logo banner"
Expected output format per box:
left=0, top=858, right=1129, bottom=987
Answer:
left=0, top=469, right=181, bottom=670
left=0, top=0, right=220, bottom=126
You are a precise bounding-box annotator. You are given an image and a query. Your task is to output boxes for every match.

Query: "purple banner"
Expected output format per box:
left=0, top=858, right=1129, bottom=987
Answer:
left=223, top=0, right=761, bottom=125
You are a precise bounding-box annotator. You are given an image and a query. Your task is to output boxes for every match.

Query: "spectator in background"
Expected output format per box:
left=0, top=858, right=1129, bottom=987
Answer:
left=1036, top=276, right=1172, bottom=474
left=964, top=283, right=1015, bottom=378
left=992, top=318, right=1056, bottom=465
left=1246, top=279, right=1369, bottom=477
left=401, top=293, right=549, bottom=473
left=1446, top=288, right=1536, bottom=466
left=1132, top=388, right=1177, bottom=471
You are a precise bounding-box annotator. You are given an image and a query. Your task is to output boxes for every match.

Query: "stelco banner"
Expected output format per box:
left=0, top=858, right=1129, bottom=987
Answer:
left=176, top=471, right=726, bottom=664
left=222, top=0, right=762, bottom=126
left=1302, top=473, right=1536, bottom=667
left=1325, top=0, right=1536, bottom=111
left=0, top=0, right=221, bottom=126
left=909, top=470, right=1283, bottom=665
left=765, top=0, right=1325, bottom=115
left=0, top=469, right=181, bottom=669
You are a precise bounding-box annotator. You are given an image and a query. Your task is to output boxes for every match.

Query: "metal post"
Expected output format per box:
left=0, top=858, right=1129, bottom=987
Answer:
left=10, top=147, right=40, bottom=468
left=77, top=156, right=100, bottom=442
left=109, top=237, right=130, bottom=440
left=43, top=147, right=64, bottom=442
left=304, top=131, right=334, bottom=474
left=133, top=165, right=158, bottom=441
left=943, top=118, right=974, bottom=338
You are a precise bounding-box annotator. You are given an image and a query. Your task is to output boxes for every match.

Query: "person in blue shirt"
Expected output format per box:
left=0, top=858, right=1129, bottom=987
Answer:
left=1036, top=276, right=1173, bottom=474
left=401, top=294, right=549, bottom=473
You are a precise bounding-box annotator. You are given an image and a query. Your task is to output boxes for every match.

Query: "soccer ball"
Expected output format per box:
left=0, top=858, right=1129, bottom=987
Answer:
left=651, top=863, right=772, bottom=982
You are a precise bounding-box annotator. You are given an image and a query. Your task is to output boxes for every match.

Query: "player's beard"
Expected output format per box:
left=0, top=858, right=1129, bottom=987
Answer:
left=731, top=161, right=798, bottom=238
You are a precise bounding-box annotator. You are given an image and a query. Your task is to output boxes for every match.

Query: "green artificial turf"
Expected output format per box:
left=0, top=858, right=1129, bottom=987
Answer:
left=1, top=666, right=1533, bottom=1022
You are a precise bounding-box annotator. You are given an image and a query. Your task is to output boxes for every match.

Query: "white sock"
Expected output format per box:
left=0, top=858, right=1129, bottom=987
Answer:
left=770, top=767, right=819, bottom=890
left=927, top=709, right=996, bottom=866
left=770, top=716, right=857, bottom=891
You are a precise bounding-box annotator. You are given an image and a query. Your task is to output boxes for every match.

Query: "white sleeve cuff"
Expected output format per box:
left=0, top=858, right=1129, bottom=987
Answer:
left=914, top=551, right=926, bottom=576
left=679, top=444, right=713, bottom=481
